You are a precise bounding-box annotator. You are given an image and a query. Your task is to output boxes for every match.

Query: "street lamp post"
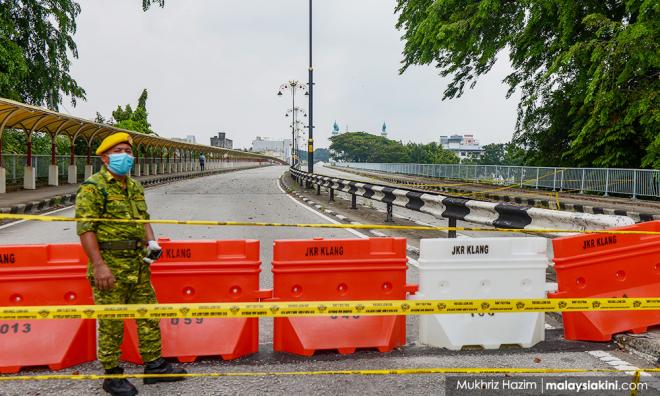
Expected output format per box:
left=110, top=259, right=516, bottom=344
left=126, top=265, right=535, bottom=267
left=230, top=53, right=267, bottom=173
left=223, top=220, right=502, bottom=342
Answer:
left=286, top=107, right=307, bottom=167
left=278, top=81, right=308, bottom=166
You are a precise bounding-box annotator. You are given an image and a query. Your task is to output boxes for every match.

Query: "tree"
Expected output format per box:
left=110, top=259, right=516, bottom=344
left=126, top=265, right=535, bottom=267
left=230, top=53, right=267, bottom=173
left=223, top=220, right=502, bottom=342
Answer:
left=298, top=148, right=331, bottom=163
left=329, top=132, right=459, bottom=164
left=395, top=1, right=659, bottom=168
left=109, top=89, right=155, bottom=135
left=330, top=132, right=407, bottom=163
left=2, top=130, right=71, bottom=155
left=142, top=0, right=165, bottom=11
left=433, top=147, right=460, bottom=164
left=479, top=144, right=506, bottom=165
left=0, top=0, right=85, bottom=109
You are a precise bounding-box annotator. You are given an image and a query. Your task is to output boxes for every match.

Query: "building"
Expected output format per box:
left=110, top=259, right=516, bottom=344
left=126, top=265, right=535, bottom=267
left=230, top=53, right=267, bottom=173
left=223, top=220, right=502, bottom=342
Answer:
left=251, top=137, right=292, bottom=162
left=171, top=135, right=196, bottom=144
left=440, top=134, right=484, bottom=161
left=210, top=132, right=233, bottom=149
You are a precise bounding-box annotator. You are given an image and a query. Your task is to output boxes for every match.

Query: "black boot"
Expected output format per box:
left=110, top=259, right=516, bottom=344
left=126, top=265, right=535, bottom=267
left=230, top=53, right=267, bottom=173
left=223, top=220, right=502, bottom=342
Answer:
left=143, top=357, right=187, bottom=384
left=102, top=367, right=138, bottom=396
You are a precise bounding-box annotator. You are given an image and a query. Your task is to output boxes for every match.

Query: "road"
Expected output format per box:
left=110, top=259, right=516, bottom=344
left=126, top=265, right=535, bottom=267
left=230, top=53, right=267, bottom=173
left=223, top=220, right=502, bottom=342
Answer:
left=0, top=166, right=657, bottom=395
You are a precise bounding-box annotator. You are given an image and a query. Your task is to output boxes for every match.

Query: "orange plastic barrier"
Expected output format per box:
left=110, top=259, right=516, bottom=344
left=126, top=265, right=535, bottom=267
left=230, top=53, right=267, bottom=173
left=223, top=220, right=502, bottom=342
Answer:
left=0, top=244, right=96, bottom=373
left=549, top=221, right=660, bottom=341
left=120, top=239, right=263, bottom=363
left=271, top=237, right=415, bottom=356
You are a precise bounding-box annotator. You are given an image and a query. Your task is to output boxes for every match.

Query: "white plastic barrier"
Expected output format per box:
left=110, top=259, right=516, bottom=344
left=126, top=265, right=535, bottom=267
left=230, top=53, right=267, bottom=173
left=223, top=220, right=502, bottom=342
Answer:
left=417, top=237, right=549, bottom=350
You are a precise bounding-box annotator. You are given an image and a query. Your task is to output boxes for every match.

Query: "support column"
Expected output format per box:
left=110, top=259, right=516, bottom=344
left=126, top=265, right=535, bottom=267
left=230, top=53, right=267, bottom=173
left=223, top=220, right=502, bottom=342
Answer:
left=24, top=166, right=36, bottom=190
left=48, top=165, right=59, bottom=186
left=68, top=165, right=77, bottom=184
left=143, top=163, right=150, bottom=176
left=84, top=165, right=93, bottom=180
left=151, top=160, right=157, bottom=175
left=68, top=137, right=77, bottom=184
left=49, top=138, right=58, bottom=186
left=85, top=144, right=93, bottom=180
left=24, top=135, right=36, bottom=189
left=134, top=163, right=141, bottom=177
left=0, top=167, right=6, bottom=194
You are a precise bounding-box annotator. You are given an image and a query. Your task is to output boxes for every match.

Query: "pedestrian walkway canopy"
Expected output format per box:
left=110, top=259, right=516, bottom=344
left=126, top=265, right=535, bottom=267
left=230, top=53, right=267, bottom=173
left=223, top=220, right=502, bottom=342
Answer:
left=0, top=97, right=281, bottom=165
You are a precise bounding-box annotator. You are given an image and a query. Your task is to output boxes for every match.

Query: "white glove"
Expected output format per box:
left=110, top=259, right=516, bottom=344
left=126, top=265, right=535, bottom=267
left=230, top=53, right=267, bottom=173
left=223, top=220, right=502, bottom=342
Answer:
left=144, top=240, right=162, bottom=264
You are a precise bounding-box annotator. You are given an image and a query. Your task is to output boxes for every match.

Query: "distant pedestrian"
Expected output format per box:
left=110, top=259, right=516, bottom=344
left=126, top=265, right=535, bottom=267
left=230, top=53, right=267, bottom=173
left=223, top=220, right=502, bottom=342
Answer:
left=199, top=153, right=206, bottom=171
left=76, top=132, right=186, bottom=396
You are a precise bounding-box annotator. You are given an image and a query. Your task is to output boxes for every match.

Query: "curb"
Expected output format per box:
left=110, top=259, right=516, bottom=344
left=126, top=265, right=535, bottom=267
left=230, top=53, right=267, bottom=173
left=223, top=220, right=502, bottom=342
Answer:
left=0, top=165, right=268, bottom=216
left=331, top=167, right=660, bottom=223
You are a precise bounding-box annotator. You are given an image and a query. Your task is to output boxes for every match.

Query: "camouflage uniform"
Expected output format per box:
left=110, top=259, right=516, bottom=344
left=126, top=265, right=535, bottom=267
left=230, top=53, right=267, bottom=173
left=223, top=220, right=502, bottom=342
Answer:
left=76, top=166, right=162, bottom=370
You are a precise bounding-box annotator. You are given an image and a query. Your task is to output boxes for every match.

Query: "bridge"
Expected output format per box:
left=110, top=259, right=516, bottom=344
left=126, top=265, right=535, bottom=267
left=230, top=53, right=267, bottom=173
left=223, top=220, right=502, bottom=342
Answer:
left=0, top=99, right=658, bottom=394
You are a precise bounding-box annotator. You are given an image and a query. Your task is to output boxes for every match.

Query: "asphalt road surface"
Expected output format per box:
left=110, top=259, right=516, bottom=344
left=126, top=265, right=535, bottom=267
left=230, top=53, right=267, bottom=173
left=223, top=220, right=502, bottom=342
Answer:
left=0, top=166, right=657, bottom=395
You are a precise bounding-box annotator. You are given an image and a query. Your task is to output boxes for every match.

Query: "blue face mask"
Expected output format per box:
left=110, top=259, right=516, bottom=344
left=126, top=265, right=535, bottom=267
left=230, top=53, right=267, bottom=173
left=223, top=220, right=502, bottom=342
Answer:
left=107, top=153, right=134, bottom=176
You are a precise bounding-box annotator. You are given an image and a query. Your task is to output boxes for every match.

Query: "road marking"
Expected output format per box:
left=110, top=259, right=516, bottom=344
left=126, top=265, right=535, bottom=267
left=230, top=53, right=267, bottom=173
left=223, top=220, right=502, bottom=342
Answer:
left=277, top=180, right=367, bottom=239
left=278, top=178, right=419, bottom=266
left=587, top=350, right=651, bottom=377
left=0, top=204, right=74, bottom=231
left=370, top=230, right=388, bottom=237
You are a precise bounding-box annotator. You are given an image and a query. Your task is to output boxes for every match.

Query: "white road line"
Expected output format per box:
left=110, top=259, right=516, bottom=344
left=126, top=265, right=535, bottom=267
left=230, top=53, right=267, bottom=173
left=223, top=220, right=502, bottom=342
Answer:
left=277, top=179, right=418, bottom=266
left=370, top=230, right=387, bottom=237
left=587, top=350, right=651, bottom=376
left=276, top=180, right=367, bottom=239
left=0, top=204, right=74, bottom=230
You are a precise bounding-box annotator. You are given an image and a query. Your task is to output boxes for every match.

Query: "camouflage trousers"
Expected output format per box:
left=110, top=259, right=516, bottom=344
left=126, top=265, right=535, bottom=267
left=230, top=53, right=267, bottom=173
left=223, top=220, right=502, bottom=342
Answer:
left=92, top=260, right=162, bottom=369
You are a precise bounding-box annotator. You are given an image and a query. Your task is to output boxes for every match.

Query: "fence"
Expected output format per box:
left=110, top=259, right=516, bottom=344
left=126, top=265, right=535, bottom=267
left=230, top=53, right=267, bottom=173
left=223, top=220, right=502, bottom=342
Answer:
left=1, top=154, right=250, bottom=186
left=334, top=163, right=660, bottom=199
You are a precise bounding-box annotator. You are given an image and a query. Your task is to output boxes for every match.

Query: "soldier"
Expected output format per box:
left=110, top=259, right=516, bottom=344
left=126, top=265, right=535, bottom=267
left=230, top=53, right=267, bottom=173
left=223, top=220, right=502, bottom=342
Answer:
left=76, top=132, right=186, bottom=396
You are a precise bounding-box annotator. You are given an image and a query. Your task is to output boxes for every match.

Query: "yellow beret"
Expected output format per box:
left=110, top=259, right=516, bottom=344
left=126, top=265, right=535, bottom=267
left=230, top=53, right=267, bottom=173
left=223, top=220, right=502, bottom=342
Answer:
left=95, top=132, right=133, bottom=155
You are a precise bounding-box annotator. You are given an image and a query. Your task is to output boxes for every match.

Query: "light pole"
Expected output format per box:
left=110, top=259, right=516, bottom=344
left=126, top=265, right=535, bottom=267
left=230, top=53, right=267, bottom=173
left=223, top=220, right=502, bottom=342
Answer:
left=307, top=0, right=315, bottom=174
left=278, top=81, right=308, bottom=166
left=286, top=107, right=307, bottom=167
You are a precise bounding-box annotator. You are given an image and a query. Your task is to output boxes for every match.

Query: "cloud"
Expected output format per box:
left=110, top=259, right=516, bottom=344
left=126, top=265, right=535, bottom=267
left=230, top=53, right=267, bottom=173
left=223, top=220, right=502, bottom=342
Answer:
left=66, top=0, right=519, bottom=149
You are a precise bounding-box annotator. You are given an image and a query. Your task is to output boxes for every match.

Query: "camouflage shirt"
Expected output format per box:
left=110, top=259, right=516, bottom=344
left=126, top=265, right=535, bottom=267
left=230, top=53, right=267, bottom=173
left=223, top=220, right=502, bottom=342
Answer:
left=76, top=166, right=150, bottom=283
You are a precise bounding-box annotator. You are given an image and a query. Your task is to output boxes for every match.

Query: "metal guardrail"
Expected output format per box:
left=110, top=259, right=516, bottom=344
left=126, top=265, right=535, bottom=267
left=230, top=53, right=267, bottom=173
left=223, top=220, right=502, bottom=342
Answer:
left=333, top=163, right=660, bottom=199
left=289, top=168, right=635, bottom=238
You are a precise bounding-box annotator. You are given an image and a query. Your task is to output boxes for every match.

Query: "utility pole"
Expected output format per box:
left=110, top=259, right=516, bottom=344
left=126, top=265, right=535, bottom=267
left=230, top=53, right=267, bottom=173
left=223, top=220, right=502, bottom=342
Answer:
left=307, top=0, right=314, bottom=174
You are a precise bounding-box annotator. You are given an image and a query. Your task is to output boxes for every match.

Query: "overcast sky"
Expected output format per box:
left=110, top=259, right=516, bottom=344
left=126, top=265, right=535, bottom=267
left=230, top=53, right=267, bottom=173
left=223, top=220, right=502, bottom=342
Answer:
left=65, top=0, right=519, bottom=150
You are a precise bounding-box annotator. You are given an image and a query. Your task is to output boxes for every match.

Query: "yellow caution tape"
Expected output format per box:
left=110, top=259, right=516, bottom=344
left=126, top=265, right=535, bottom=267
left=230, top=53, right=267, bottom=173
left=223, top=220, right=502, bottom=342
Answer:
left=1, top=298, right=658, bottom=321
left=0, top=214, right=658, bottom=235
left=1, top=368, right=659, bottom=381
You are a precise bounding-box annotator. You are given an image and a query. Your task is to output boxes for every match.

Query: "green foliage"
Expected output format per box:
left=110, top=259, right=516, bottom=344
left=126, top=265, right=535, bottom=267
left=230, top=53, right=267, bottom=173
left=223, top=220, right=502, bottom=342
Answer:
left=108, top=89, right=155, bottom=135
left=0, top=0, right=85, bottom=109
left=479, top=143, right=526, bottom=166
left=297, top=148, right=331, bottom=163
left=329, top=132, right=459, bottom=164
left=2, top=130, right=71, bottom=155
left=396, top=0, right=659, bottom=168
left=330, top=132, right=407, bottom=163
left=142, top=0, right=165, bottom=11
